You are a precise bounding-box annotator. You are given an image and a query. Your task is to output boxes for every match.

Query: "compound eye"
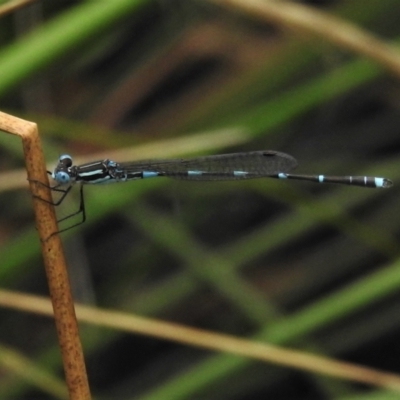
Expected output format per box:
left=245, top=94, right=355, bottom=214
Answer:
left=59, top=154, right=73, bottom=168
left=54, top=171, right=70, bottom=184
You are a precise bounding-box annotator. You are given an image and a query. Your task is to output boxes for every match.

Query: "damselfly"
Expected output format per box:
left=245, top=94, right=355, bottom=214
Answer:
left=45, top=150, right=392, bottom=233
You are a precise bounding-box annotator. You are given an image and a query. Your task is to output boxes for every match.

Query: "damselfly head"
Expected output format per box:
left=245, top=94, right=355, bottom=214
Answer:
left=53, top=171, right=71, bottom=184
left=52, top=154, right=74, bottom=184
left=58, top=154, right=73, bottom=168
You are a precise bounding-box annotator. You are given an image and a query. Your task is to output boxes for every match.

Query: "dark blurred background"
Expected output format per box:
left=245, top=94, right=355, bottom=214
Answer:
left=0, top=0, right=399, bottom=399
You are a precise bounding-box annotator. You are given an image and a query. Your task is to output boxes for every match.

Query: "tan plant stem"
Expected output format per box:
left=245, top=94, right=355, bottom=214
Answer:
left=1, top=289, right=400, bottom=393
left=210, top=0, right=400, bottom=77
left=0, top=112, right=91, bottom=399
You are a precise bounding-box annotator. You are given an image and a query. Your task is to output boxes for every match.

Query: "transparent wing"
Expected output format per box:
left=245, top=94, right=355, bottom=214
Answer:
left=118, top=150, right=298, bottom=181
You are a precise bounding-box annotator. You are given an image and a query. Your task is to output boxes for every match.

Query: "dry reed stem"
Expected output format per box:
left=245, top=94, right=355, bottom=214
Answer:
left=0, top=112, right=91, bottom=399
left=0, top=0, right=37, bottom=15
left=1, top=289, right=400, bottom=393
left=210, top=0, right=400, bottom=77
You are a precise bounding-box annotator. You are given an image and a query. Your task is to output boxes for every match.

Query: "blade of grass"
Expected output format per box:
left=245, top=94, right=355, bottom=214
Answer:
left=0, top=0, right=149, bottom=96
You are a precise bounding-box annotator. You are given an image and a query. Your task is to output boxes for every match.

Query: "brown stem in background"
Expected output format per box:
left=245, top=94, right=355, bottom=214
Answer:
left=210, top=0, right=400, bottom=78
left=1, top=289, right=400, bottom=392
left=0, top=112, right=91, bottom=399
left=0, top=0, right=37, bottom=15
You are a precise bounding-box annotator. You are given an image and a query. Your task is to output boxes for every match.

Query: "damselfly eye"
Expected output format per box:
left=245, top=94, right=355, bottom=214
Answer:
left=54, top=171, right=70, bottom=184
left=59, top=154, right=73, bottom=168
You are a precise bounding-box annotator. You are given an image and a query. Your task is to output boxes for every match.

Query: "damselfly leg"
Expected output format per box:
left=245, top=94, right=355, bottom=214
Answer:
left=30, top=174, right=86, bottom=235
